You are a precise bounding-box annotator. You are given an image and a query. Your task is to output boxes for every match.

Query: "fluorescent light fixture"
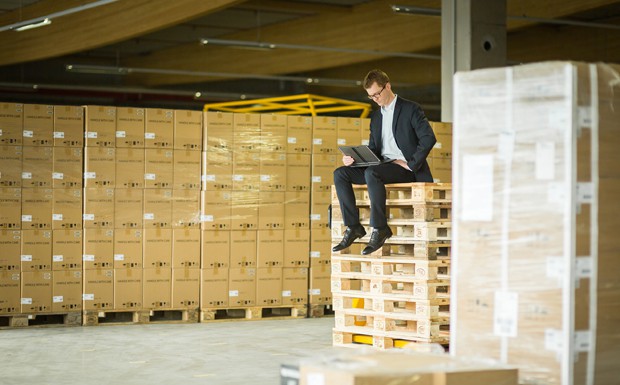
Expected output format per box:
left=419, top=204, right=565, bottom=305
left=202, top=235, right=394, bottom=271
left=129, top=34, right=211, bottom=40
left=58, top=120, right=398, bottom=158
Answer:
left=13, top=18, right=52, bottom=32
left=391, top=5, right=441, bottom=16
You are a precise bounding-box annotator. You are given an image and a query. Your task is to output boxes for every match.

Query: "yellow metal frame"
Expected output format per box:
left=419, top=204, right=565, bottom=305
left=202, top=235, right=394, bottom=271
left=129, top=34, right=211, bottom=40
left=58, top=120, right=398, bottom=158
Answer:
left=204, top=93, right=372, bottom=118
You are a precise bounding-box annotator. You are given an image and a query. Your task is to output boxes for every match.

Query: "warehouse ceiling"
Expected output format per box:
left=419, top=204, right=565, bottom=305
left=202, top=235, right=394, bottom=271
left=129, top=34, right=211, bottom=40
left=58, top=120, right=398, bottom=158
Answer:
left=0, top=0, right=619, bottom=119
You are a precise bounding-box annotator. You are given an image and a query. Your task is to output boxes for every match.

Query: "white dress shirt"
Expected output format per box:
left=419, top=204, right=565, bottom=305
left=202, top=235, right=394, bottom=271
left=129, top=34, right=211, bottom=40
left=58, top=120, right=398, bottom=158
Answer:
left=380, top=95, right=406, bottom=161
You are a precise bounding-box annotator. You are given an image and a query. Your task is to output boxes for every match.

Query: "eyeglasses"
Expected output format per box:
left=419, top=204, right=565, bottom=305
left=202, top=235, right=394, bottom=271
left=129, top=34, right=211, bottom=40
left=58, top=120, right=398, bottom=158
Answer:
left=367, top=84, right=386, bottom=100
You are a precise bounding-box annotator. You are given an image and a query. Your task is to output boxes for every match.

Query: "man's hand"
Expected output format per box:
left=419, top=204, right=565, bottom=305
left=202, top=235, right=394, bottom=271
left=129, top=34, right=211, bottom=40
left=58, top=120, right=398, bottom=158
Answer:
left=393, top=159, right=411, bottom=170
left=342, top=155, right=355, bottom=166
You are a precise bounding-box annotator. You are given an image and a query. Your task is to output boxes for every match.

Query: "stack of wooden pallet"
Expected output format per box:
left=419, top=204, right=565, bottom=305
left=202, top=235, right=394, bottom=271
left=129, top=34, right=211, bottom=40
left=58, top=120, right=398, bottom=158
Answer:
left=330, top=182, right=452, bottom=349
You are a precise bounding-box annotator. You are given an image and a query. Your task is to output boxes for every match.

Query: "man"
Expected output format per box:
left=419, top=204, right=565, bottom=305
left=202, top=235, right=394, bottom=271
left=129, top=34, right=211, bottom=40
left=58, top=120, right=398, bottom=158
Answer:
left=332, top=69, right=436, bottom=255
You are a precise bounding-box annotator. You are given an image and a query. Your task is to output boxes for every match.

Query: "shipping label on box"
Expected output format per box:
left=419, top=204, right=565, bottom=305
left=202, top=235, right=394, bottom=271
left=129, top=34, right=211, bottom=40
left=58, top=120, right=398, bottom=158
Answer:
left=83, top=188, right=114, bottom=228
left=228, top=267, right=256, bottom=306
left=143, top=228, right=172, bottom=268
left=53, top=105, right=83, bottom=147
left=52, top=188, right=82, bottom=230
left=84, top=147, right=115, bottom=188
left=0, top=102, right=23, bottom=145
left=143, top=267, right=172, bottom=309
left=22, top=145, right=53, bottom=188
left=144, top=148, right=173, bottom=189
left=201, top=268, right=229, bottom=308
left=83, top=268, right=113, bottom=310
left=143, top=188, right=172, bottom=229
left=21, top=270, right=52, bottom=313
left=52, top=147, right=83, bottom=188
left=84, top=106, right=116, bottom=148
left=230, top=229, right=257, bottom=267
left=52, top=229, right=83, bottom=271
left=0, top=270, right=20, bottom=314
left=201, top=230, right=230, bottom=268
left=114, top=268, right=143, bottom=309
left=172, top=267, right=200, bottom=308
left=82, top=229, right=114, bottom=269
left=173, top=150, right=201, bottom=189
left=115, top=147, right=145, bottom=189
left=0, top=145, right=22, bottom=187
left=145, top=108, right=173, bottom=149
left=23, top=104, right=54, bottom=146
left=172, top=228, right=201, bottom=268
left=114, top=189, right=143, bottom=229
left=52, top=270, right=82, bottom=311
left=287, top=115, right=312, bottom=154
left=200, top=190, right=231, bottom=230
left=116, top=107, right=145, bottom=148
left=203, top=111, right=233, bottom=152
left=113, top=228, right=143, bottom=268
left=174, top=110, right=202, bottom=151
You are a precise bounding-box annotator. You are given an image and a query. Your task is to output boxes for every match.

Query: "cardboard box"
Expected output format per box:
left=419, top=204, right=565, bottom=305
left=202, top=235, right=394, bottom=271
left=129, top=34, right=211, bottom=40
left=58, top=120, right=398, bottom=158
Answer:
left=0, top=187, right=21, bottom=229
left=84, top=146, right=116, bottom=188
left=172, top=228, right=201, bottom=268
left=312, top=116, right=338, bottom=154
left=116, top=107, right=145, bottom=148
left=231, top=190, right=258, bottom=230
left=83, top=268, right=114, bottom=310
left=85, top=105, right=116, bottom=147
left=203, top=111, right=233, bottom=152
left=200, top=190, right=231, bottom=230
left=22, top=145, right=53, bottom=188
left=145, top=108, right=173, bottom=148
left=257, top=229, right=284, bottom=267
left=83, top=188, right=114, bottom=228
left=228, top=267, right=256, bottom=306
left=143, top=267, right=172, bottom=309
left=143, top=228, right=172, bottom=268
left=114, top=268, right=143, bottom=309
left=282, top=267, right=308, bottom=305
left=23, top=104, right=54, bottom=146
left=144, top=148, right=173, bottom=189
left=172, top=189, right=201, bottom=229
left=230, top=229, right=256, bottom=267
left=0, top=230, right=21, bottom=271
left=337, top=117, right=362, bottom=147
left=287, top=115, right=312, bottom=154
left=309, top=265, right=331, bottom=305
left=114, top=189, right=143, bottom=229
left=430, top=131, right=453, bottom=158
left=258, top=191, right=285, bottom=230
left=173, top=150, right=201, bottom=189
left=310, top=227, right=332, bottom=267
left=286, top=154, right=311, bottom=192
left=143, top=188, right=172, bottom=228
left=311, top=154, right=337, bottom=193
left=360, top=118, right=370, bottom=145
left=201, top=230, right=229, bottom=268
left=232, top=151, right=260, bottom=192
left=430, top=155, right=452, bottom=183
left=201, top=268, right=229, bottom=308
left=233, top=113, right=260, bottom=153
left=0, top=102, right=23, bottom=145
left=52, top=270, right=82, bottom=311
left=0, top=270, right=20, bottom=314
left=201, top=151, right=233, bottom=191
left=261, top=114, right=287, bottom=153
left=113, top=228, right=143, bottom=268
left=256, top=267, right=282, bottom=306
left=82, top=228, right=114, bottom=269
left=21, top=188, right=52, bottom=230
left=174, top=110, right=202, bottom=151
left=52, top=229, right=82, bottom=270
left=52, top=188, right=82, bottom=230
left=21, top=270, right=52, bottom=313
left=259, top=152, right=287, bottom=191
left=53, top=105, right=83, bottom=147
left=172, top=267, right=200, bottom=308
left=284, top=229, right=310, bottom=267
left=52, top=147, right=83, bottom=188
left=21, top=229, right=53, bottom=271
left=0, top=145, right=22, bottom=187
left=115, top=147, right=145, bottom=189
left=285, top=191, right=309, bottom=230
left=310, top=191, right=331, bottom=229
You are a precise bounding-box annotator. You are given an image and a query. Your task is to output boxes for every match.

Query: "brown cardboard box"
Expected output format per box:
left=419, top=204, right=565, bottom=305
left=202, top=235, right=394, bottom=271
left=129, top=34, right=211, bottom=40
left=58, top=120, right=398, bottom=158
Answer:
left=52, top=270, right=82, bottom=311
left=0, top=102, right=23, bottom=145
left=172, top=228, right=201, bottom=268
left=114, top=189, right=143, bottom=229
left=21, top=230, right=52, bottom=271
left=310, top=191, right=331, bottom=229
left=52, top=188, right=82, bottom=230
left=0, top=270, right=20, bottom=314
left=360, top=118, right=370, bottom=145
left=0, top=230, right=21, bottom=271
left=143, top=228, right=172, bottom=268
left=22, top=145, right=53, bottom=188
left=430, top=121, right=452, bottom=136
left=144, top=148, right=173, bottom=189
left=337, top=117, right=362, bottom=147
left=0, top=187, right=21, bottom=229
left=83, top=188, right=114, bottom=228
left=284, top=191, right=309, bottom=230
left=310, top=227, right=332, bottom=267
left=82, top=228, right=114, bottom=269
left=430, top=155, right=452, bottom=183
left=83, top=268, right=114, bottom=310
left=52, top=147, right=83, bottom=188
left=201, top=230, right=229, bottom=268
left=114, top=268, right=142, bottom=309
left=21, top=270, right=52, bottom=313
left=53, top=105, right=83, bottom=147
left=23, top=104, right=54, bottom=146
left=286, top=153, right=311, bottom=192
left=145, top=108, right=174, bottom=148
left=287, top=115, right=312, bottom=154
left=258, top=191, right=284, bottom=230
left=309, top=265, right=331, bottom=305
left=174, top=110, right=202, bottom=151
left=85, top=105, right=116, bottom=147
left=233, top=113, right=260, bottom=153
left=84, top=147, right=115, bottom=188
left=143, top=188, right=172, bottom=228
left=0, top=145, right=22, bottom=187
left=232, top=151, right=260, bottom=191
left=231, top=190, right=258, bottom=230
left=115, top=147, right=145, bottom=189
left=201, top=151, right=233, bottom=191
left=312, top=116, right=338, bottom=154
left=201, top=268, right=229, bottom=308
left=311, top=154, right=337, bottom=193
left=52, top=229, right=82, bottom=270
left=284, top=229, right=309, bottom=267
left=430, top=131, right=453, bottom=158
left=282, top=267, right=308, bottom=305
left=260, top=114, right=287, bottom=153
left=173, top=150, right=201, bottom=189
left=230, top=229, right=256, bottom=267
left=113, top=228, right=143, bottom=268
left=203, top=111, right=233, bottom=152
left=200, top=190, right=231, bottom=230
left=257, top=229, right=284, bottom=267
left=143, top=267, right=172, bottom=309
left=172, top=267, right=200, bottom=308
left=21, top=188, right=52, bottom=230
left=228, top=267, right=256, bottom=306
left=116, top=107, right=145, bottom=148
left=256, top=267, right=282, bottom=306
left=259, top=152, right=287, bottom=191
left=172, top=189, right=200, bottom=229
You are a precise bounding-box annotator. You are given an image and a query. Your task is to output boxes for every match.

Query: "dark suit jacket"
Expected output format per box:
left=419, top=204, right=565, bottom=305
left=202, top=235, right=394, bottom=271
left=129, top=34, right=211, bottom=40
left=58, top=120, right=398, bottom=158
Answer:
left=368, top=96, right=437, bottom=182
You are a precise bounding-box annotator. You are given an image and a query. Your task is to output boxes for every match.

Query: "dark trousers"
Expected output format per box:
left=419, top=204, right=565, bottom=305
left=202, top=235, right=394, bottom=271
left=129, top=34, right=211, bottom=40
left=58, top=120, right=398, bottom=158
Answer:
left=333, top=163, right=417, bottom=228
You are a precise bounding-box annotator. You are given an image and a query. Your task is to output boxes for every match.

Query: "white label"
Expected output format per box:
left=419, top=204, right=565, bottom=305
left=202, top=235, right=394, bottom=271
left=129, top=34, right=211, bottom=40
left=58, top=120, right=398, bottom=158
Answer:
left=53, top=131, right=65, bottom=139
left=337, top=139, right=346, bottom=145
left=282, top=290, right=292, bottom=297
left=23, top=130, right=33, bottom=137
left=311, top=176, right=321, bottom=183
left=232, top=175, right=244, bottom=182
left=577, top=183, right=594, bottom=204
left=114, top=254, right=125, bottom=261
left=260, top=175, right=271, bottom=182
left=204, top=175, right=215, bottom=182
left=53, top=255, right=63, bottom=262
left=287, top=137, right=297, bottom=144
left=310, top=251, right=321, bottom=258
left=309, top=289, right=321, bottom=295
left=116, top=131, right=126, bottom=138
left=22, top=172, right=32, bottom=179
left=83, top=214, right=95, bottom=220
left=21, top=255, right=32, bottom=262
left=575, top=331, right=592, bottom=352
left=201, top=215, right=214, bottom=222
left=434, top=142, right=442, bottom=149
left=144, top=213, right=155, bottom=220
left=578, top=106, right=592, bottom=128
left=21, top=215, right=32, bottom=222
left=229, top=290, right=239, bottom=297
left=545, top=328, right=563, bottom=352
left=536, top=142, right=555, bottom=180
left=306, top=373, right=325, bottom=385
left=83, top=294, right=95, bottom=300
left=52, top=172, right=64, bottom=180
left=461, top=154, right=494, bottom=221
left=84, top=172, right=96, bottom=179
left=52, top=214, right=63, bottom=221
left=144, top=173, right=156, bottom=180
left=494, top=291, right=518, bottom=337
left=576, top=257, right=592, bottom=279
left=21, top=298, right=33, bottom=305
left=546, top=256, right=564, bottom=284
left=313, top=138, right=322, bottom=145
left=361, top=139, right=369, bottom=146
left=53, top=296, right=64, bottom=303
left=86, top=132, right=98, bottom=138
left=145, top=132, right=156, bottom=139
left=83, top=255, right=95, bottom=261
left=310, top=214, right=321, bottom=221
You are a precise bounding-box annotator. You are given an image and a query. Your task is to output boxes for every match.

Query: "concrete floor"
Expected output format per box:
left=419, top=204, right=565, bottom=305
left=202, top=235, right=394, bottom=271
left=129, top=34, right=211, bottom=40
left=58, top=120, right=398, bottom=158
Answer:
left=1, top=317, right=341, bottom=385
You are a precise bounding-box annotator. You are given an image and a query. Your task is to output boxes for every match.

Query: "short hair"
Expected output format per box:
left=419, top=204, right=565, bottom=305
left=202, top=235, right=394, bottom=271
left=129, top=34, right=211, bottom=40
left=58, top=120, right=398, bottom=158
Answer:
left=363, top=69, right=390, bottom=89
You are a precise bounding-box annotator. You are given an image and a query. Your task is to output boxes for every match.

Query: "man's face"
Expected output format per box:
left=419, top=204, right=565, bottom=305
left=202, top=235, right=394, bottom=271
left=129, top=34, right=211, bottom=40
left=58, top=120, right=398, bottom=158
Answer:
left=366, top=82, right=388, bottom=107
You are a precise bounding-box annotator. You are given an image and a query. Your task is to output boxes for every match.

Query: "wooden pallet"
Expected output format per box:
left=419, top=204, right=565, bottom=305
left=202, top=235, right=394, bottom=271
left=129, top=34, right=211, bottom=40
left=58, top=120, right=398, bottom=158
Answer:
left=332, top=221, right=451, bottom=243
left=0, top=311, right=82, bottom=328
left=335, top=310, right=449, bottom=339
left=332, top=241, right=451, bottom=260
left=332, top=203, right=452, bottom=223
left=332, top=293, right=450, bottom=319
left=83, top=308, right=199, bottom=326
left=308, top=303, right=335, bottom=318
left=332, top=254, right=450, bottom=281
left=333, top=329, right=449, bottom=350
left=200, top=305, right=307, bottom=322
left=331, top=183, right=452, bottom=205
left=331, top=274, right=450, bottom=300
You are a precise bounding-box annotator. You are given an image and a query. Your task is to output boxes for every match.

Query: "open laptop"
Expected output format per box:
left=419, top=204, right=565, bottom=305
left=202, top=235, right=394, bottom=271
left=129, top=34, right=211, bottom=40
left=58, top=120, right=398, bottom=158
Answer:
left=338, top=145, right=393, bottom=167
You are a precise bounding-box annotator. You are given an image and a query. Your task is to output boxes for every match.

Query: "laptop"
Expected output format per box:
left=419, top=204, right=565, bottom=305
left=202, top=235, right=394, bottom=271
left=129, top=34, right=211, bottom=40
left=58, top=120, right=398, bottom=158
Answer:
left=338, top=145, right=393, bottom=167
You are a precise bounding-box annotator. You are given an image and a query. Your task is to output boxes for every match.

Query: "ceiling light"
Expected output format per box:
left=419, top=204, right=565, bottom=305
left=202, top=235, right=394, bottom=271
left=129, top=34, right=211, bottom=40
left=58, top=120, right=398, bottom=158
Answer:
left=13, top=18, right=52, bottom=32
left=391, top=5, right=441, bottom=16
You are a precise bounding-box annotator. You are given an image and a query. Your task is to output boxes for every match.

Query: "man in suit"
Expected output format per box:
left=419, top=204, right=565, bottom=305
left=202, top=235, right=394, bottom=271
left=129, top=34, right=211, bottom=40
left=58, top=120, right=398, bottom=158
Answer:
left=332, top=69, right=436, bottom=255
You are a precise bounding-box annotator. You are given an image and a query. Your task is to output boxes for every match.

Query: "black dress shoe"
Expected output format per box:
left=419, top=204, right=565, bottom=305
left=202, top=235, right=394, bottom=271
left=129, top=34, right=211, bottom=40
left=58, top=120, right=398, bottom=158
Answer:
left=332, top=226, right=366, bottom=252
left=362, top=226, right=393, bottom=255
